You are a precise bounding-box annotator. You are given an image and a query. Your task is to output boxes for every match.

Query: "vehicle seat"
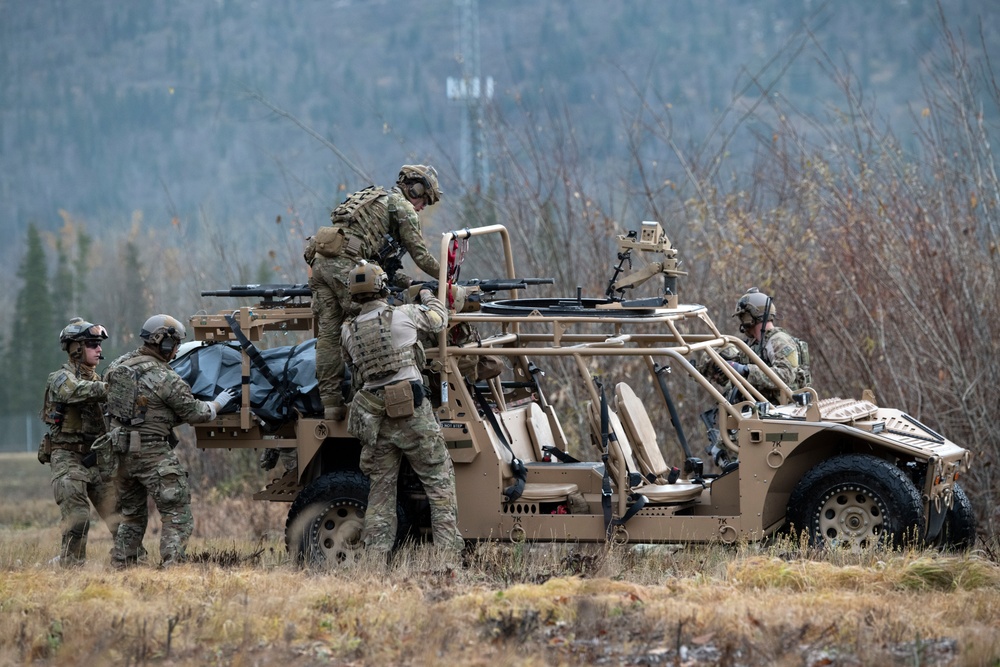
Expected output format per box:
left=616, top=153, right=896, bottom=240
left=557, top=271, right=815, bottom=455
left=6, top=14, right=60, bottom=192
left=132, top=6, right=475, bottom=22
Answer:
left=588, top=401, right=703, bottom=505
left=614, top=382, right=673, bottom=482
left=497, top=405, right=579, bottom=502
left=527, top=401, right=578, bottom=461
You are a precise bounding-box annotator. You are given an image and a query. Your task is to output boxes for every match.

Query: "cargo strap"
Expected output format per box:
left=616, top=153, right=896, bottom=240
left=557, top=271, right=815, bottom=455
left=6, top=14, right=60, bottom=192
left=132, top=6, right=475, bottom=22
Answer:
left=469, top=380, right=526, bottom=502
left=225, top=312, right=298, bottom=420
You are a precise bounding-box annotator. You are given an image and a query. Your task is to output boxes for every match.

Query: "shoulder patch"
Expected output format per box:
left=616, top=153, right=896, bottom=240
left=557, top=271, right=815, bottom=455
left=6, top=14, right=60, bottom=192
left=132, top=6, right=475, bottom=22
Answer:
left=51, top=372, right=69, bottom=391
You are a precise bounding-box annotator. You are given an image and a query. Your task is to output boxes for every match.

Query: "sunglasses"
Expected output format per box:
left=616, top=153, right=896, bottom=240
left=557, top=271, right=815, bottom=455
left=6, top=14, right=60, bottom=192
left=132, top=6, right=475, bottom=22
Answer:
left=83, top=340, right=103, bottom=349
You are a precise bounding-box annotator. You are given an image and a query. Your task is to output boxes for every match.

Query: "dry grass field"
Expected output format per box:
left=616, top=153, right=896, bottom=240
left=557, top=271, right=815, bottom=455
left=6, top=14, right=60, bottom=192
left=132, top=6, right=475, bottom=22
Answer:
left=2, top=452, right=999, bottom=667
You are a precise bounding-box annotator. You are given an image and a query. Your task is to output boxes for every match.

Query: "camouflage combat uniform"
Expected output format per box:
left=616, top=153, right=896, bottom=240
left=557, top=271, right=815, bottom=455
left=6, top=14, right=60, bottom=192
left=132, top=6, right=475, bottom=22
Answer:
left=42, top=362, right=119, bottom=566
left=342, top=291, right=463, bottom=556
left=739, top=326, right=809, bottom=405
left=104, top=348, right=216, bottom=567
left=308, top=186, right=440, bottom=415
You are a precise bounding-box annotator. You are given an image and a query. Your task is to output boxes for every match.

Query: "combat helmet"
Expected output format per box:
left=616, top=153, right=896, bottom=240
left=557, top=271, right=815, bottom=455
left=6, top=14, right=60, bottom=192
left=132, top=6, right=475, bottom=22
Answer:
left=140, top=314, right=186, bottom=357
left=60, top=318, right=108, bottom=355
left=397, top=164, right=442, bottom=206
left=733, top=288, right=776, bottom=327
left=349, top=261, right=389, bottom=299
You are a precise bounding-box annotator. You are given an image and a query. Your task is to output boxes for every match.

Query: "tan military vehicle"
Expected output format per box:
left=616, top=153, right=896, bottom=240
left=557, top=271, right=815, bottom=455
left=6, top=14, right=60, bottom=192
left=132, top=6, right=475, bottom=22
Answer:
left=188, top=222, right=976, bottom=564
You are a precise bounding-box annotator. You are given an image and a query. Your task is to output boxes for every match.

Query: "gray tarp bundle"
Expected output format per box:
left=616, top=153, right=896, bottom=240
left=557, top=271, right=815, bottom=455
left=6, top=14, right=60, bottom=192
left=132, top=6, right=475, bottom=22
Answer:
left=171, top=339, right=323, bottom=429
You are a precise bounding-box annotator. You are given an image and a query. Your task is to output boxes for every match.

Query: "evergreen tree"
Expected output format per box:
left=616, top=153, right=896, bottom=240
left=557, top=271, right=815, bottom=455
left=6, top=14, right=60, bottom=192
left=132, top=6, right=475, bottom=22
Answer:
left=52, top=237, right=75, bottom=323
left=110, top=239, right=150, bottom=350
left=3, top=224, right=60, bottom=415
left=74, top=229, right=93, bottom=304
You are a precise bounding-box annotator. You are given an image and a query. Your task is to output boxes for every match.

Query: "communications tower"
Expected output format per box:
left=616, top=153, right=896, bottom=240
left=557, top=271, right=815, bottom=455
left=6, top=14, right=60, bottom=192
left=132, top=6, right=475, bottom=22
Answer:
left=446, top=0, right=492, bottom=194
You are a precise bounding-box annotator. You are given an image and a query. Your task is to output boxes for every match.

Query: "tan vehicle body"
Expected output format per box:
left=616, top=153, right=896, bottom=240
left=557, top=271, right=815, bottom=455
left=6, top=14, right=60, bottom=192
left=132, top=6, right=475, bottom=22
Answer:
left=192, top=224, right=973, bottom=558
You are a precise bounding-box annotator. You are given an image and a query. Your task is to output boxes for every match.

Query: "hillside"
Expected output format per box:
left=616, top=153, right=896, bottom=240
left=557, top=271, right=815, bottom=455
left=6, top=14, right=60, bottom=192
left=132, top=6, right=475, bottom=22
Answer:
left=2, top=0, right=997, bottom=255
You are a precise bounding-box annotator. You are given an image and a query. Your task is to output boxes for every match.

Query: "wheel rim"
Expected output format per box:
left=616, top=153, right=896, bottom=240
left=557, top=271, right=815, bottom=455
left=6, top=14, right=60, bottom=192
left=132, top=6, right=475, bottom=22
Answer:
left=815, top=484, right=887, bottom=550
left=307, top=500, right=366, bottom=564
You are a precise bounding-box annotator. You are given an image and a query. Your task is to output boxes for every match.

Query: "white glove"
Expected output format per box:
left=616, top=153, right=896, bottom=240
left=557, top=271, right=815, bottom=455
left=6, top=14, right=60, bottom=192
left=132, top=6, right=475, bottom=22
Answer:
left=213, top=387, right=239, bottom=411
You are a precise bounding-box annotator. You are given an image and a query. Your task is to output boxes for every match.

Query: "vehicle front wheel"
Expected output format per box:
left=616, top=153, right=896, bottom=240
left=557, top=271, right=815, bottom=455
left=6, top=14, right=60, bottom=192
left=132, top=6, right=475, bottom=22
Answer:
left=787, top=453, right=924, bottom=551
left=934, top=483, right=977, bottom=551
left=284, top=470, right=410, bottom=566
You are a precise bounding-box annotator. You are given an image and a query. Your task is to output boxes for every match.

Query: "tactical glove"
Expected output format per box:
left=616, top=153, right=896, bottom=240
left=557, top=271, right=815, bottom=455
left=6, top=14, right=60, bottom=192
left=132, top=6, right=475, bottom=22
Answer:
left=729, top=361, right=750, bottom=377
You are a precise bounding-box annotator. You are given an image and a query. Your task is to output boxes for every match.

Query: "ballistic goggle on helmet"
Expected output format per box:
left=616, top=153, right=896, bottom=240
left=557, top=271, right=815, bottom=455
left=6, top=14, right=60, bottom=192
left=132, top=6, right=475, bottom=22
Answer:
left=348, top=261, right=389, bottom=297
left=60, top=317, right=109, bottom=352
left=140, top=314, right=186, bottom=348
left=397, top=164, right=442, bottom=206
left=733, top=288, right=776, bottom=327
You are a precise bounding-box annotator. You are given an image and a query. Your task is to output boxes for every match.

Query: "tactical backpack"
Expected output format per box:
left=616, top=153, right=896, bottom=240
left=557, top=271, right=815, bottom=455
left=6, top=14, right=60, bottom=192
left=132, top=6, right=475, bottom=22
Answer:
left=313, top=186, right=390, bottom=259
left=106, top=357, right=158, bottom=426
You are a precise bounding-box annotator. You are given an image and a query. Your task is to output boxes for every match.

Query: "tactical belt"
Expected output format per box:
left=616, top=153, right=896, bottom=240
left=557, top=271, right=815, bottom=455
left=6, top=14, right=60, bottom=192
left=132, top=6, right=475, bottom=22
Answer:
left=366, top=381, right=425, bottom=406
left=52, top=441, right=90, bottom=454
left=121, top=432, right=171, bottom=444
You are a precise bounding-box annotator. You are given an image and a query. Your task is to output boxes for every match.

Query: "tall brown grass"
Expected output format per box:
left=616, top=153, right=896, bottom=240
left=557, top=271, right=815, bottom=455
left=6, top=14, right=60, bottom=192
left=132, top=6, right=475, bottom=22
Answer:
left=4, top=453, right=1000, bottom=666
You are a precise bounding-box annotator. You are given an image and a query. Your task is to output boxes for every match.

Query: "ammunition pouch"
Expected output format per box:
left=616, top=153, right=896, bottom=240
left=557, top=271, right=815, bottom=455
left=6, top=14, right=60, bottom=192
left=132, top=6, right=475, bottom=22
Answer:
left=111, top=429, right=144, bottom=454
left=384, top=380, right=416, bottom=419
left=38, top=433, right=52, bottom=465
left=354, top=389, right=386, bottom=417
left=312, top=226, right=346, bottom=258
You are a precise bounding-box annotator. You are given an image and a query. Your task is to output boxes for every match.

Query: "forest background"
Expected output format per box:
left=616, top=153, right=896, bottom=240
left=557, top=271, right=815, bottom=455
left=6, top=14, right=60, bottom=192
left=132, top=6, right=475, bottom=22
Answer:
left=1, top=0, right=998, bottom=537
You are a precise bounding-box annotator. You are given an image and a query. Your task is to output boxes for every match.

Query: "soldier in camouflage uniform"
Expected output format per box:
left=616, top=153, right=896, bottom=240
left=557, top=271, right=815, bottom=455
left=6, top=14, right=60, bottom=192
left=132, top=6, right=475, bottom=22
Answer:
left=701, top=289, right=812, bottom=467
left=341, top=262, right=463, bottom=558
left=306, top=165, right=443, bottom=422
left=726, top=288, right=811, bottom=406
left=40, top=319, right=120, bottom=566
left=104, top=315, right=238, bottom=568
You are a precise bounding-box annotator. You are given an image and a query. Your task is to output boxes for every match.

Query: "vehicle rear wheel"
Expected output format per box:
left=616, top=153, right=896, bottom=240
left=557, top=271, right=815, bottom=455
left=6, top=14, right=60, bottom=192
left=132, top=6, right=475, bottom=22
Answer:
left=787, top=453, right=924, bottom=551
left=935, top=483, right=977, bottom=551
left=284, top=470, right=412, bottom=566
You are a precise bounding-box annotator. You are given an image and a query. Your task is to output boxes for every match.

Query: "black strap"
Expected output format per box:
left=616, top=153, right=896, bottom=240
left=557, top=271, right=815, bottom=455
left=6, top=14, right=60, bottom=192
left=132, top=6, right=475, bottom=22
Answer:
left=225, top=312, right=296, bottom=418
left=542, top=445, right=580, bottom=464
left=470, top=381, right=526, bottom=502
left=595, top=378, right=647, bottom=540
left=596, top=379, right=615, bottom=540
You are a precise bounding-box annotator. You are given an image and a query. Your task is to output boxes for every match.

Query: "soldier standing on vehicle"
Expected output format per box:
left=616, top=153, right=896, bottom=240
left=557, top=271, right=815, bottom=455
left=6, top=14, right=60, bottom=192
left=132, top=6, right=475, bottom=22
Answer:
left=104, top=315, right=237, bottom=568
left=40, top=319, right=122, bottom=567
left=341, top=261, right=463, bottom=560
left=727, top=288, right=811, bottom=405
left=305, top=165, right=443, bottom=422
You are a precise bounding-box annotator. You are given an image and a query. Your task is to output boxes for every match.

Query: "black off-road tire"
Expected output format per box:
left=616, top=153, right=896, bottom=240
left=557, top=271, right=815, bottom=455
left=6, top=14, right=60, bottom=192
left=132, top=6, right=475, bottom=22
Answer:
left=935, top=483, right=977, bottom=551
left=787, top=453, right=924, bottom=551
left=284, top=470, right=409, bottom=566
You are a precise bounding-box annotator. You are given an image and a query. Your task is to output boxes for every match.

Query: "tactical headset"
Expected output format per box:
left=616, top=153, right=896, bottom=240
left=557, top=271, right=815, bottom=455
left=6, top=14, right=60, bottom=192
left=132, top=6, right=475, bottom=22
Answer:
left=404, top=174, right=430, bottom=201
left=140, top=314, right=186, bottom=359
